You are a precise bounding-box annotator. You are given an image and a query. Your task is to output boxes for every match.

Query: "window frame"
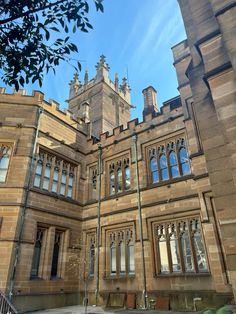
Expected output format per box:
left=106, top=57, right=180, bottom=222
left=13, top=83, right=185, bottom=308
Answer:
left=107, top=229, right=135, bottom=278
left=147, top=137, right=191, bottom=185
left=107, top=156, right=131, bottom=196
left=33, top=149, right=77, bottom=199
left=153, top=217, right=208, bottom=276
left=0, top=143, right=13, bottom=183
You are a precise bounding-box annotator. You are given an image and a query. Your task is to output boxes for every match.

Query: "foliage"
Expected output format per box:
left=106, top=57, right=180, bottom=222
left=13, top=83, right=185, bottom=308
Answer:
left=0, top=0, right=104, bottom=90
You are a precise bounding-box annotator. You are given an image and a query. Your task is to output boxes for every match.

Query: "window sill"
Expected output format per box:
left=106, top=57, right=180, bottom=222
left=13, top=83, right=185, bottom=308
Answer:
left=30, top=276, right=44, bottom=281
left=104, top=274, right=135, bottom=280
left=155, top=272, right=210, bottom=278
left=30, top=187, right=82, bottom=205
left=147, top=174, right=193, bottom=189
left=50, top=276, right=63, bottom=281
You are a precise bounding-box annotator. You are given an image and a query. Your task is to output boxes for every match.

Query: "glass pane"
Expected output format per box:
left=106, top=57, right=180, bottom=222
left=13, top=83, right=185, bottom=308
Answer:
left=0, top=169, right=7, bottom=182
left=31, top=245, right=41, bottom=277
left=34, top=175, right=41, bottom=188
left=125, top=167, right=130, bottom=190
left=53, top=169, right=59, bottom=181
left=181, top=233, right=194, bottom=272
left=67, top=186, right=72, bottom=198
left=110, top=171, right=115, bottom=195
left=68, top=176, right=73, bottom=186
left=111, top=244, right=116, bottom=273
left=117, top=168, right=122, bottom=193
left=60, top=183, right=66, bottom=195
left=44, top=166, right=51, bottom=178
left=161, top=168, right=169, bottom=181
left=160, top=155, right=167, bottom=169
left=194, top=232, right=208, bottom=272
left=0, top=156, right=9, bottom=168
left=128, top=242, right=135, bottom=274
left=36, top=163, right=42, bottom=175
left=151, top=158, right=157, bottom=171
left=152, top=171, right=159, bottom=183
left=159, top=240, right=169, bottom=272
left=170, top=238, right=181, bottom=272
left=120, top=242, right=125, bottom=273
left=171, top=165, right=180, bottom=178
left=182, top=162, right=191, bottom=175
left=180, top=148, right=191, bottom=175
left=52, top=181, right=58, bottom=193
left=61, top=172, right=66, bottom=184
left=43, top=178, right=49, bottom=190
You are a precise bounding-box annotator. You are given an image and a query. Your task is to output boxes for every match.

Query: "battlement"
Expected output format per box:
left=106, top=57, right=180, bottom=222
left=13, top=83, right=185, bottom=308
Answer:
left=87, top=95, right=183, bottom=148
left=0, top=87, right=88, bottom=135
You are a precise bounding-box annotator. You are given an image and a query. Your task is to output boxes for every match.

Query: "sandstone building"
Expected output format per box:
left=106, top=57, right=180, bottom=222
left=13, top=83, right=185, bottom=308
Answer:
left=0, top=0, right=236, bottom=312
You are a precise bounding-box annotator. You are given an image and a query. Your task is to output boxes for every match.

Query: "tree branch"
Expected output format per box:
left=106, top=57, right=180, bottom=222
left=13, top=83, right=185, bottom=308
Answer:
left=0, top=0, right=71, bottom=25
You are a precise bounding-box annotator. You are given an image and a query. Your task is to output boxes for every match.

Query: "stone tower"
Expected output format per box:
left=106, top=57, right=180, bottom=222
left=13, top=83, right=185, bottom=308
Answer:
left=68, top=55, right=132, bottom=139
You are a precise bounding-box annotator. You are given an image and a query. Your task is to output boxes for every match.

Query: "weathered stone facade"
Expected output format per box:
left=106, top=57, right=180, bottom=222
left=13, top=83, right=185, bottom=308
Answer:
left=0, top=0, right=235, bottom=312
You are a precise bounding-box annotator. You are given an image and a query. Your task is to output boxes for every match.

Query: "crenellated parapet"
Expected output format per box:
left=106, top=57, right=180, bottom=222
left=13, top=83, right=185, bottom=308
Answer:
left=86, top=95, right=183, bottom=149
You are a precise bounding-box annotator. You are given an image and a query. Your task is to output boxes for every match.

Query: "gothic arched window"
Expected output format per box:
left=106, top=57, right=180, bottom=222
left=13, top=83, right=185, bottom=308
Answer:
left=119, top=241, right=125, bottom=273
left=51, top=232, right=61, bottom=278
left=109, top=170, right=115, bottom=195
left=117, top=168, right=123, bottom=193
left=179, top=147, right=191, bottom=175
left=160, top=154, right=169, bottom=181
left=128, top=240, right=135, bottom=274
left=110, top=242, right=116, bottom=274
left=31, top=228, right=44, bottom=278
left=0, top=144, right=12, bottom=183
left=124, top=166, right=131, bottom=190
left=150, top=157, right=159, bottom=183
left=169, top=151, right=180, bottom=178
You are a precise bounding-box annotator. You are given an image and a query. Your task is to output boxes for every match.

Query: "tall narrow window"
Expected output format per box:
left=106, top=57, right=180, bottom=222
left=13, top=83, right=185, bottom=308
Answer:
left=31, top=228, right=44, bottom=278
left=160, top=154, right=169, bottom=181
left=169, top=151, right=179, bottom=178
left=109, top=170, right=115, bottom=195
left=150, top=157, right=159, bottom=183
left=0, top=144, right=11, bottom=183
left=158, top=230, right=169, bottom=273
left=128, top=241, right=135, bottom=274
left=119, top=241, right=125, bottom=273
left=180, top=147, right=190, bottom=175
left=117, top=168, right=123, bottom=193
left=110, top=242, right=116, bottom=274
left=180, top=222, right=194, bottom=272
left=60, top=171, right=67, bottom=195
left=43, top=163, right=51, bottom=190
left=192, top=220, right=207, bottom=272
left=169, top=225, right=181, bottom=272
left=34, top=161, right=43, bottom=188
left=51, top=232, right=61, bottom=278
left=89, top=244, right=95, bottom=276
left=124, top=166, right=131, bottom=190
left=67, top=174, right=73, bottom=198
left=51, top=167, right=59, bottom=193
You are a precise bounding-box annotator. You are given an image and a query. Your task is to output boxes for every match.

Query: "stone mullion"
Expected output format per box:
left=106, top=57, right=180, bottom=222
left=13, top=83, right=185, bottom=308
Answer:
left=122, top=161, right=125, bottom=192
left=175, top=139, right=182, bottom=176
left=165, top=143, right=172, bottom=180
left=48, top=156, right=56, bottom=193
left=58, top=160, right=64, bottom=195
left=65, top=163, right=70, bottom=197
left=176, top=222, right=185, bottom=273
left=166, top=225, right=173, bottom=273
left=188, top=220, right=198, bottom=273
left=39, top=153, right=47, bottom=190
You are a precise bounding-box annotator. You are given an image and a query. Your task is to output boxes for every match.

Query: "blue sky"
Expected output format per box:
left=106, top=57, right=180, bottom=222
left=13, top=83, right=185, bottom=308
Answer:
left=3, top=0, right=187, bottom=120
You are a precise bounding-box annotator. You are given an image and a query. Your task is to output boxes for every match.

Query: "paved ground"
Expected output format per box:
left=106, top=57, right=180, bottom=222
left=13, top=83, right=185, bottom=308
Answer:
left=26, top=305, right=202, bottom=314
